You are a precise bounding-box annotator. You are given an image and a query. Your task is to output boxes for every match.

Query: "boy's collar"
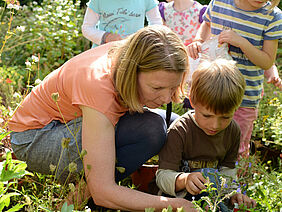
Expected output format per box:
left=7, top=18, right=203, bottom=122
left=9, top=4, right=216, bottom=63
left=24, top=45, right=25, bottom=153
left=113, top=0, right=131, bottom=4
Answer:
left=188, top=110, right=200, bottom=127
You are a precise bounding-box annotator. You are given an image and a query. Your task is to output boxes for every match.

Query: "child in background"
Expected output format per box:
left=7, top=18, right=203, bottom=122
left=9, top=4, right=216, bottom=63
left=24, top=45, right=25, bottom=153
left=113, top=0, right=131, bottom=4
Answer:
left=156, top=59, right=256, bottom=211
left=158, top=0, right=207, bottom=109
left=82, top=0, right=162, bottom=48
left=187, top=0, right=282, bottom=158
left=158, top=0, right=207, bottom=47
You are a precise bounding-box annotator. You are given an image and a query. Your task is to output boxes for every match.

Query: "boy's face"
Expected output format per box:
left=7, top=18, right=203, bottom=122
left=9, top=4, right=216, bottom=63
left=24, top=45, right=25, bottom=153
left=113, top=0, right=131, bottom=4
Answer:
left=193, top=103, right=235, bottom=136
left=236, top=0, right=268, bottom=10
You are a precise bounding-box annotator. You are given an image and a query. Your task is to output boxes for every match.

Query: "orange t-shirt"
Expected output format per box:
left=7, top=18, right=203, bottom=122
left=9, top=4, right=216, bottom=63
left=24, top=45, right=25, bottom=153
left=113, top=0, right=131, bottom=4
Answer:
left=9, top=43, right=128, bottom=132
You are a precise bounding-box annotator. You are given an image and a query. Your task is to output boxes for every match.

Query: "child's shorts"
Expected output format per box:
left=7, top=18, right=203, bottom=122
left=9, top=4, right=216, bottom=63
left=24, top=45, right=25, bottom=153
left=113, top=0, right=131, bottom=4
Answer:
left=233, top=107, right=258, bottom=157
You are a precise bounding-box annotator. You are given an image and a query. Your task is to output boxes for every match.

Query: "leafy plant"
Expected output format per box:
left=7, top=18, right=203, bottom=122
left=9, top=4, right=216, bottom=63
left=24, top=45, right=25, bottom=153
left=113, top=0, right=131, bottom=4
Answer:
left=0, top=151, right=33, bottom=211
left=237, top=155, right=282, bottom=211
left=1, top=0, right=88, bottom=81
left=252, top=90, right=282, bottom=151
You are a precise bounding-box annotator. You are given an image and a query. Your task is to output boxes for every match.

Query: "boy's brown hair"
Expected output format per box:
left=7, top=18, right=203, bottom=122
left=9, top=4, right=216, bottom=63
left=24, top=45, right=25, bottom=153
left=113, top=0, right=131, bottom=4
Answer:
left=190, top=59, right=246, bottom=114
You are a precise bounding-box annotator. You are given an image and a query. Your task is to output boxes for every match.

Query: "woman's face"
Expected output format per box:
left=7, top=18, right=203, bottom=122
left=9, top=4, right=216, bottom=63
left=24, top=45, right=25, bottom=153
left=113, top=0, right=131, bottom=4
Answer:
left=137, top=70, right=184, bottom=108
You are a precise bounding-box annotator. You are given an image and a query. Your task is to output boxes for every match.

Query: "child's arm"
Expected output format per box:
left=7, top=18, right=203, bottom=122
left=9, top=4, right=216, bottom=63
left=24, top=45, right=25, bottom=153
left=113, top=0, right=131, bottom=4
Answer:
left=218, top=30, right=278, bottom=70
left=264, top=64, right=282, bottom=90
left=187, top=21, right=211, bottom=59
left=81, top=8, right=122, bottom=45
left=156, top=169, right=187, bottom=197
left=158, top=2, right=167, bottom=25
left=146, top=6, right=163, bottom=25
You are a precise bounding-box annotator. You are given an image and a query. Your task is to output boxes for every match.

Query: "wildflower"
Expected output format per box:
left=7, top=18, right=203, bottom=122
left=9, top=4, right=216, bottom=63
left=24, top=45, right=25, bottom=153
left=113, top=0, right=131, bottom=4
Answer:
left=25, top=196, right=31, bottom=205
left=224, top=184, right=228, bottom=188
left=7, top=4, right=20, bottom=10
left=34, top=78, right=42, bottom=85
left=116, top=166, right=125, bottom=173
left=31, top=55, right=39, bottom=62
left=235, top=161, right=238, bottom=166
left=69, top=183, right=76, bottom=193
left=243, top=191, right=246, bottom=195
left=61, top=137, right=71, bottom=149
left=69, top=162, right=77, bottom=173
left=236, top=188, right=241, bottom=193
left=80, top=149, right=87, bottom=158
left=16, top=26, right=25, bottom=32
left=13, top=92, right=21, bottom=98
left=25, top=61, right=31, bottom=67
left=6, top=78, right=12, bottom=83
left=192, top=196, right=195, bottom=201
left=248, top=162, right=252, bottom=168
left=51, top=92, right=60, bottom=102
left=49, top=164, right=56, bottom=172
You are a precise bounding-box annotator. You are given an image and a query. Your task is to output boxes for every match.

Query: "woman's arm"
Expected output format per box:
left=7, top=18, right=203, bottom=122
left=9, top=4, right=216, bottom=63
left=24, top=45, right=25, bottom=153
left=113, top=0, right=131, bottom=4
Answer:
left=80, top=105, right=197, bottom=211
left=218, top=31, right=278, bottom=70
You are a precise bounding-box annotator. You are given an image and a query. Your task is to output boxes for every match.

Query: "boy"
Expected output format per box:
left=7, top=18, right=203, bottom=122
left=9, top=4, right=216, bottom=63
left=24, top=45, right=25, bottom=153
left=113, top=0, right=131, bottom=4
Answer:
left=156, top=59, right=256, bottom=210
left=187, top=0, right=282, bottom=158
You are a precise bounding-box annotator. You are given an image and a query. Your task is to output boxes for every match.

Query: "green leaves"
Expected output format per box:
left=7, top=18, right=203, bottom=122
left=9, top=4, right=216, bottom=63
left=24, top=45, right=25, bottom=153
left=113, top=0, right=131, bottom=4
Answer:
left=0, top=151, right=32, bottom=211
left=0, top=151, right=33, bottom=183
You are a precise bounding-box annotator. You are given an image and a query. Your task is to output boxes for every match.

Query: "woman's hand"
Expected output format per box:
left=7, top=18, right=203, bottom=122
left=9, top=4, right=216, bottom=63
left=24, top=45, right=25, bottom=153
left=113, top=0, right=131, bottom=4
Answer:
left=230, top=193, right=257, bottom=209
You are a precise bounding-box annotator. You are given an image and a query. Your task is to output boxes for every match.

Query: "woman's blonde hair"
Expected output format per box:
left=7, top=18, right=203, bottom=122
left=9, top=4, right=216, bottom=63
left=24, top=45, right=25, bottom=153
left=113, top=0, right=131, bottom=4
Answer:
left=190, top=59, right=246, bottom=114
left=111, top=25, right=189, bottom=112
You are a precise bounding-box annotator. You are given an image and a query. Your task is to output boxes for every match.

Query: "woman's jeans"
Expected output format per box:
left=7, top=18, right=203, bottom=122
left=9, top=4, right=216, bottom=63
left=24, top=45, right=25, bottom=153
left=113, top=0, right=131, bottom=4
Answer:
left=11, top=109, right=178, bottom=183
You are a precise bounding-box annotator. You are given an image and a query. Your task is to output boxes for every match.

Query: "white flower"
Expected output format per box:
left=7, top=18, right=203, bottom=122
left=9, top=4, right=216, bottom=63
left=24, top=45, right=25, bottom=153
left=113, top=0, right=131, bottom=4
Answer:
left=25, top=61, right=31, bottom=67
left=16, top=26, right=25, bottom=32
left=13, top=92, right=21, bottom=98
left=7, top=4, right=20, bottom=10
left=7, top=4, right=14, bottom=9
left=34, top=79, right=42, bottom=85
left=13, top=5, right=20, bottom=10
left=31, top=55, right=39, bottom=62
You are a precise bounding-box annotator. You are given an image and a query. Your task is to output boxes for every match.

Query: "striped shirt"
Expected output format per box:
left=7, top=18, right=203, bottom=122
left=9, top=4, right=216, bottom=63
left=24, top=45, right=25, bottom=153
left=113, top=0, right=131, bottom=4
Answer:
left=203, top=0, right=282, bottom=108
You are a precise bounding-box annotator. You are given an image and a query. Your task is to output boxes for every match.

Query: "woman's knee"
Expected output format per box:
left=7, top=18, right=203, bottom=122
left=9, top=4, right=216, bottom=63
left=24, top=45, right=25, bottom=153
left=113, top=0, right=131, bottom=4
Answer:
left=116, top=111, right=167, bottom=153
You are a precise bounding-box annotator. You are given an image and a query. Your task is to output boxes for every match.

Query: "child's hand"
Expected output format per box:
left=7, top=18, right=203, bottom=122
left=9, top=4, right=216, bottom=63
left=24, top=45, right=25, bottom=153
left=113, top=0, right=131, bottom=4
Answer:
left=187, top=40, right=203, bottom=59
left=218, top=30, right=245, bottom=48
left=184, top=172, right=207, bottom=195
left=264, top=65, right=282, bottom=90
left=105, top=33, right=123, bottom=43
left=230, top=193, right=257, bottom=209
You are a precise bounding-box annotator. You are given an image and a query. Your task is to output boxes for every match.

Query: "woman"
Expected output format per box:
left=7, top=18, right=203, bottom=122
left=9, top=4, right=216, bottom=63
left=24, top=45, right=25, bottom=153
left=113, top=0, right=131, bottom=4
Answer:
left=9, top=25, right=196, bottom=211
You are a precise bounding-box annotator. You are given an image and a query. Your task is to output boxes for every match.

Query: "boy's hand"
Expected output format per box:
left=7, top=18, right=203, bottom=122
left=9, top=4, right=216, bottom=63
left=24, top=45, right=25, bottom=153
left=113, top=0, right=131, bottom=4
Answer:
left=264, top=65, right=282, bottom=90
left=231, top=193, right=257, bottom=209
left=187, top=40, right=203, bottom=59
left=184, top=172, right=207, bottom=195
left=218, top=30, right=245, bottom=48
